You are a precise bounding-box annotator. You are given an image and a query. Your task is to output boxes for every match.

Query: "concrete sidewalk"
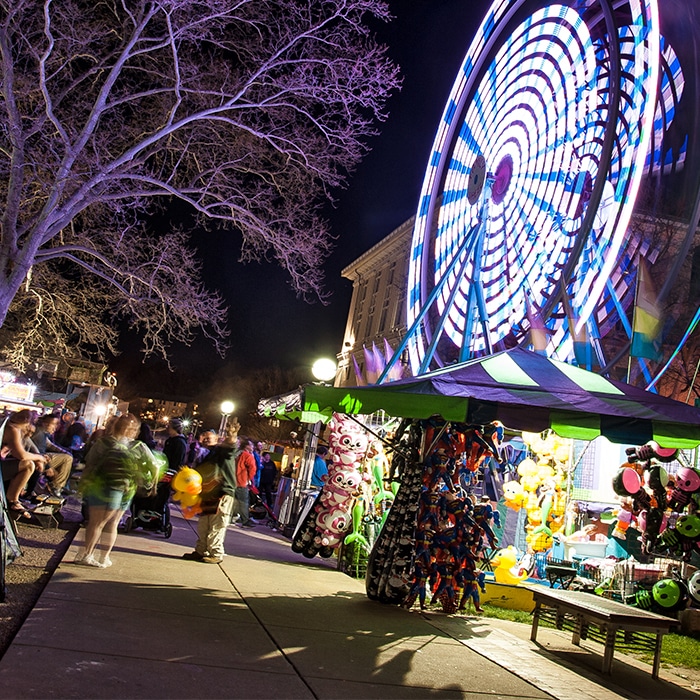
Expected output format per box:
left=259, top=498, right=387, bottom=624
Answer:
left=0, top=510, right=697, bottom=699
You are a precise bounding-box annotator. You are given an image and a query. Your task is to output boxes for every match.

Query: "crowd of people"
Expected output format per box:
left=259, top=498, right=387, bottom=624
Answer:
left=1, top=407, right=285, bottom=568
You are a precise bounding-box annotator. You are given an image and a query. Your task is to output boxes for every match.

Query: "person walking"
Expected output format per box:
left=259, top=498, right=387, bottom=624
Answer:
left=74, top=413, right=160, bottom=568
left=233, top=437, right=257, bottom=528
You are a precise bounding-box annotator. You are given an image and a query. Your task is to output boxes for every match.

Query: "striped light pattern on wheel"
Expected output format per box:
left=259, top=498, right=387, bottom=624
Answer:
left=406, top=0, right=660, bottom=375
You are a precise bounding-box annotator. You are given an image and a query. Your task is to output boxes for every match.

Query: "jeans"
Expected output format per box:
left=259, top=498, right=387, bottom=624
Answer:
left=233, top=486, right=250, bottom=525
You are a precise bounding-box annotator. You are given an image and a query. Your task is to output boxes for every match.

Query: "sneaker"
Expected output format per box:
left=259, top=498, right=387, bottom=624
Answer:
left=81, top=554, right=106, bottom=568
left=181, top=551, right=205, bottom=561
left=240, top=521, right=255, bottom=528
left=201, top=556, right=223, bottom=564
left=100, top=557, right=113, bottom=568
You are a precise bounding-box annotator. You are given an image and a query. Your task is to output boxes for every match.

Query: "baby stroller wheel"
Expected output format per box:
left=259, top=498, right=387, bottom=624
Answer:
left=164, top=522, right=173, bottom=539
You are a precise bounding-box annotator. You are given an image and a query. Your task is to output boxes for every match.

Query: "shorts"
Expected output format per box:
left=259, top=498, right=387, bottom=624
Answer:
left=86, top=487, right=131, bottom=511
left=1, top=458, right=24, bottom=482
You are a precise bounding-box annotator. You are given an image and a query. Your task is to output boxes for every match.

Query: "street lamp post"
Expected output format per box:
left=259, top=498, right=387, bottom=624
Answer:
left=219, top=400, right=235, bottom=438
left=283, top=358, right=338, bottom=536
left=311, top=358, right=337, bottom=384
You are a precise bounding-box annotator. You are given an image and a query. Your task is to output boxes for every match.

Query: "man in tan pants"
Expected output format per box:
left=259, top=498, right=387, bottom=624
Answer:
left=31, top=414, right=74, bottom=497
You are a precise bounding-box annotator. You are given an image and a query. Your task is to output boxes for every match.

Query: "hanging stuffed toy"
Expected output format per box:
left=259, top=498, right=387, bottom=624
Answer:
left=313, top=415, right=369, bottom=550
left=292, top=414, right=370, bottom=558
left=667, top=467, right=700, bottom=512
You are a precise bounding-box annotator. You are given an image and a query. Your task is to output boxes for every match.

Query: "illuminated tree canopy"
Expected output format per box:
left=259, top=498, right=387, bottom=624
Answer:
left=0, top=0, right=400, bottom=367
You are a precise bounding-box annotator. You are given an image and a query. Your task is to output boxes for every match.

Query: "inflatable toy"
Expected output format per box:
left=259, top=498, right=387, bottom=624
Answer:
left=491, top=546, right=528, bottom=585
left=171, top=467, right=202, bottom=495
left=611, top=501, right=636, bottom=539
left=667, top=467, right=700, bottom=511
left=171, top=467, right=203, bottom=518
left=292, top=414, right=370, bottom=558
left=652, top=578, right=688, bottom=614
left=687, top=570, right=700, bottom=606
left=612, top=466, right=642, bottom=497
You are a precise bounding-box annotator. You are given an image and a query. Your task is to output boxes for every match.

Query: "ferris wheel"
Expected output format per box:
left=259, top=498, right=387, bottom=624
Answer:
left=404, top=0, right=672, bottom=376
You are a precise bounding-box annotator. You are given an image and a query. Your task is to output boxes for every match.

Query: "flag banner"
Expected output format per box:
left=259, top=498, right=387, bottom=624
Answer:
left=631, top=258, right=662, bottom=361
left=383, top=338, right=404, bottom=381
left=561, top=287, right=594, bottom=369
left=363, top=345, right=378, bottom=384
left=352, top=355, right=366, bottom=387
left=372, top=342, right=386, bottom=381
left=573, top=322, right=593, bottom=368
left=525, top=300, right=548, bottom=355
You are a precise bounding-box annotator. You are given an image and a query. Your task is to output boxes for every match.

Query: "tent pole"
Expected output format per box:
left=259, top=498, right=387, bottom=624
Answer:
left=685, top=355, right=700, bottom=404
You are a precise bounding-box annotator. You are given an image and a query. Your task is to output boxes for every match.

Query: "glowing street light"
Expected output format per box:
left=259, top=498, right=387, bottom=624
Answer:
left=94, top=403, right=107, bottom=430
left=311, top=358, right=337, bottom=384
left=219, top=400, right=235, bottom=437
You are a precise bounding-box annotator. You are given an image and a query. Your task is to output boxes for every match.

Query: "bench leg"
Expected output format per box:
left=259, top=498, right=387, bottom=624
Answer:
left=652, top=634, right=662, bottom=680
left=531, top=602, right=541, bottom=643
left=602, top=628, right=616, bottom=674
left=572, top=615, right=582, bottom=646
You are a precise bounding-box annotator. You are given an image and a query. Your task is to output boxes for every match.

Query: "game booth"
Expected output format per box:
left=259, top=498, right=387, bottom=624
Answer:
left=261, top=348, right=700, bottom=639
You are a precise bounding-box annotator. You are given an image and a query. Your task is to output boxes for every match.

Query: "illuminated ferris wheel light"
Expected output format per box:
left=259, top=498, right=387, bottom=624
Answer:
left=406, top=0, right=663, bottom=375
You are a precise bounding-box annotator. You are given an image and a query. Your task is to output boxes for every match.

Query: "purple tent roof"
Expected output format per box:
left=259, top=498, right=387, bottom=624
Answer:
left=303, top=347, right=700, bottom=447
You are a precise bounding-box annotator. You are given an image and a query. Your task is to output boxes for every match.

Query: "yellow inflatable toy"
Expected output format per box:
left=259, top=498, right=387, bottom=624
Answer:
left=172, top=467, right=203, bottom=495
left=503, top=481, right=525, bottom=510
left=171, top=467, right=203, bottom=519
left=491, top=546, right=528, bottom=585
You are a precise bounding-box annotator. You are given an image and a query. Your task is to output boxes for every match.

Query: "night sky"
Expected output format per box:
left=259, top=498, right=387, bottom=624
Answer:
left=111, top=1, right=482, bottom=391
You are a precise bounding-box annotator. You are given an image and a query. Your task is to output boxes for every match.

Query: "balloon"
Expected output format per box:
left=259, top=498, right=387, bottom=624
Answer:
left=182, top=504, right=202, bottom=519
left=176, top=492, right=200, bottom=508
left=612, top=467, right=641, bottom=497
left=171, top=467, right=202, bottom=495
left=517, top=458, right=537, bottom=477
left=491, top=546, right=528, bottom=585
left=645, top=466, right=669, bottom=490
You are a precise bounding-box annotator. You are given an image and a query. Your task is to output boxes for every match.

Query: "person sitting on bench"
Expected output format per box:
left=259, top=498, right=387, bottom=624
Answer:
left=30, top=414, right=74, bottom=498
left=1, top=410, right=48, bottom=520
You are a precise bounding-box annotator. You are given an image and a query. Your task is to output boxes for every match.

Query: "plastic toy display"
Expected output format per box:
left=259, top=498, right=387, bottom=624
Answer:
left=611, top=440, right=700, bottom=614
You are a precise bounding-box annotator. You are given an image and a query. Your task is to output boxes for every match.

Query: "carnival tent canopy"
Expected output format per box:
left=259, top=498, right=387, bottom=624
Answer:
left=297, top=347, right=700, bottom=448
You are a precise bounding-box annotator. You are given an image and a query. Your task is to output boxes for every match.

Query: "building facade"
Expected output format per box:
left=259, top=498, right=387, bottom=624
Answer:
left=336, top=217, right=413, bottom=387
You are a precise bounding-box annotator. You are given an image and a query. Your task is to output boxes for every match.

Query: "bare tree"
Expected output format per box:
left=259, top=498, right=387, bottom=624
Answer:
left=0, top=0, right=400, bottom=368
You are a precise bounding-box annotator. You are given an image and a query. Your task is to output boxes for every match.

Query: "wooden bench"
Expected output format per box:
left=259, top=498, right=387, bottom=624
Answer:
left=530, top=587, right=675, bottom=679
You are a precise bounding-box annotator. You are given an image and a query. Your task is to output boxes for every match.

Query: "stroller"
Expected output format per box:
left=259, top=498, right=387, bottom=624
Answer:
left=248, top=485, right=278, bottom=528
left=121, top=469, right=175, bottom=538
